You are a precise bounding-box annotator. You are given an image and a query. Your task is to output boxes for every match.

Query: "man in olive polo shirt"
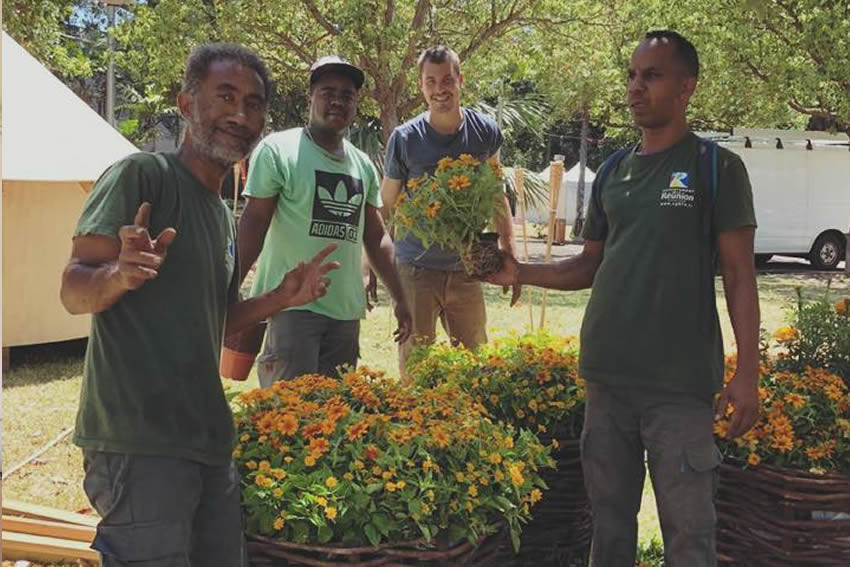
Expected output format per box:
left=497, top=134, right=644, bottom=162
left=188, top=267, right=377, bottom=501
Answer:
left=486, top=31, right=760, bottom=566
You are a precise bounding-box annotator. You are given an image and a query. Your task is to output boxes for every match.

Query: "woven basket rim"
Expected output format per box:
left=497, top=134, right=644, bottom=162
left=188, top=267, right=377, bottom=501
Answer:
left=247, top=527, right=494, bottom=556
left=721, top=458, right=850, bottom=484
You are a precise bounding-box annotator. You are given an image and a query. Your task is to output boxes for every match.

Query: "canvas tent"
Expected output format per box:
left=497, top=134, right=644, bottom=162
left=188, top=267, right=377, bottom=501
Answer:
left=2, top=31, right=138, bottom=347
left=525, top=163, right=596, bottom=226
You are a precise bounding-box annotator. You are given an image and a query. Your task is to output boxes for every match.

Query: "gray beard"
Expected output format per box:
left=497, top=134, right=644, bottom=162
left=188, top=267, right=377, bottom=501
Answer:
left=186, top=116, right=255, bottom=167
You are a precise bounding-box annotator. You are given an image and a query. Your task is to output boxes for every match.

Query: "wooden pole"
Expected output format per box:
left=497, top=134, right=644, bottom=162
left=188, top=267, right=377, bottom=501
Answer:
left=540, top=158, right=564, bottom=328
left=514, top=168, right=534, bottom=331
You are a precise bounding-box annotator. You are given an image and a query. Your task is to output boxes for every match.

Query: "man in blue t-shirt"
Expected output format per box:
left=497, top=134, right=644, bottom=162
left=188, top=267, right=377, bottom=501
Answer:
left=381, top=46, right=519, bottom=373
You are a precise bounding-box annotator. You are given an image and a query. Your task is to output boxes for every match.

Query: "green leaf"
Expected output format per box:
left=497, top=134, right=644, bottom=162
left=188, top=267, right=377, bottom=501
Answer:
left=364, top=523, right=382, bottom=547
left=372, top=513, right=391, bottom=537
left=366, top=482, right=384, bottom=494
left=317, top=523, right=334, bottom=544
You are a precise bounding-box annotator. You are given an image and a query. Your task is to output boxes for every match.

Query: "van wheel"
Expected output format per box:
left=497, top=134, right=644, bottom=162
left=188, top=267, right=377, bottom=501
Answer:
left=810, top=233, right=845, bottom=270
left=754, top=254, right=772, bottom=267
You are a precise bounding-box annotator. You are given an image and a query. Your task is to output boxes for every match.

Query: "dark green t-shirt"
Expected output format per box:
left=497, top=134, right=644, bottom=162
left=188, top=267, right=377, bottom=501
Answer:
left=580, top=133, right=756, bottom=397
left=73, top=152, right=239, bottom=465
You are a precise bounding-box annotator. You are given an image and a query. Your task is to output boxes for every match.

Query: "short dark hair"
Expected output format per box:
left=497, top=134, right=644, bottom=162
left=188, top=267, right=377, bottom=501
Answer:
left=182, top=43, right=273, bottom=101
left=644, top=30, right=699, bottom=79
left=417, top=46, right=461, bottom=76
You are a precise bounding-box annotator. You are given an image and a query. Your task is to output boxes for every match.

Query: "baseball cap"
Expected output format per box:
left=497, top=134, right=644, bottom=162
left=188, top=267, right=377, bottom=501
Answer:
left=309, top=56, right=365, bottom=89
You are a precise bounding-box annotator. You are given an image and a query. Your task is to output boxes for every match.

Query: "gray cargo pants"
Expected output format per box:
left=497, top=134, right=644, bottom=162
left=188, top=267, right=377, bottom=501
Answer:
left=581, top=381, right=723, bottom=567
left=82, top=450, right=246, bottom=566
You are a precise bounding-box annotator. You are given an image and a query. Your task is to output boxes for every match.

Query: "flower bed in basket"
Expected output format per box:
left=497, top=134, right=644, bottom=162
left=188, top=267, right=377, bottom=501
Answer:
left=408, top=331, right=591, bottom=566
left=714, top=296, right=850, bottom=565
left=232, top=367, right=553, bottom=566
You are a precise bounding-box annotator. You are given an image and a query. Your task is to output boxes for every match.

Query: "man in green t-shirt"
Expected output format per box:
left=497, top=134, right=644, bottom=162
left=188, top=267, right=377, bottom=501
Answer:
left=238, top=56, right=411, bottom=385
left=487, top=31, right=760, bottom=566
left=60, top=44, right=339, bottom=566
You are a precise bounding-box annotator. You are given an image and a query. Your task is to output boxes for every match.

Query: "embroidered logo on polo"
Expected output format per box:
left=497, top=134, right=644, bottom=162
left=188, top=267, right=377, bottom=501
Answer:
left=660, top=171, right=695, bottom=208
left=310, top=171, right=364, bottom=242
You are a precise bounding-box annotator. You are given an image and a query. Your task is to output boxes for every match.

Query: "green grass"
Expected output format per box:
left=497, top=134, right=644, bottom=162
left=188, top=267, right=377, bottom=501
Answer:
left=2, top=271, right=848, bottom=558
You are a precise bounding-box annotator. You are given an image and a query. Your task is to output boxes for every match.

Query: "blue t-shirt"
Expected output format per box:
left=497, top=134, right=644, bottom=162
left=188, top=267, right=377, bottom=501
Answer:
left=384, top=108, right=503, bottom=270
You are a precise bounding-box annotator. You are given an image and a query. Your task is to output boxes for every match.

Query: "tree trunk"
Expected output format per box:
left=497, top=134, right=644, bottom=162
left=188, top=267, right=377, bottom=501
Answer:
left=574, top=110, right=589, bottom=238
left=379, top=97, right=400, bottom=145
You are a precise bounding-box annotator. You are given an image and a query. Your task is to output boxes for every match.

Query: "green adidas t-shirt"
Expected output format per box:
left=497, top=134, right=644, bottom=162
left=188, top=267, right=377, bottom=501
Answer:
left=73, top=152, right=239, bottom=465
left=243, top=128, right=381, bottom=320
left=580, top=133, right=756, bottom=397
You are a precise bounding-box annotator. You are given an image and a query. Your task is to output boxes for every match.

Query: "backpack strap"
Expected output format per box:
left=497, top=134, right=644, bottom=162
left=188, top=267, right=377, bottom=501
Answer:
left=588, top=146, right=633, bottom=236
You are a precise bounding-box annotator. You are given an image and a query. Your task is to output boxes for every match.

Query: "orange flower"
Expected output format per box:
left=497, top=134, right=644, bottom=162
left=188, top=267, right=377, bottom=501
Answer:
left=747, top=453, right=761, bottom=466
left=364, top=444, right=380, bottom=460
left=448, top=175, right=471, bottom=191
left=835, top=298, right=849, bottom=315
left=278, top=414, right=298, bottom=436
left=346, top=420, right=369, bottom=441
left=773, top=326, right=798, bottom=342
left=426, top=201, right=442, bottom=219
left=308, top=437, right=330, bottom=455
left=407, top=176, right=424, bottom=190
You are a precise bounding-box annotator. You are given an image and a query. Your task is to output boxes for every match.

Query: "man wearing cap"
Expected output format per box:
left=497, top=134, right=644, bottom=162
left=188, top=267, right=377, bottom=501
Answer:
left=237, top=56, right=411, bottom=385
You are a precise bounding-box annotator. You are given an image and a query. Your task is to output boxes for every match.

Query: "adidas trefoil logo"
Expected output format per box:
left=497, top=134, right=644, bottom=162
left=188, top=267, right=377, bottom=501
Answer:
left=318, top=181, right=363, bottom=217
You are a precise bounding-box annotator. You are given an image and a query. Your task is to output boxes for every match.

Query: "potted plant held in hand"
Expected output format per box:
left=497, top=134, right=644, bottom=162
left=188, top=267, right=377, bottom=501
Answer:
left=392, top=155, right=508, bottom=277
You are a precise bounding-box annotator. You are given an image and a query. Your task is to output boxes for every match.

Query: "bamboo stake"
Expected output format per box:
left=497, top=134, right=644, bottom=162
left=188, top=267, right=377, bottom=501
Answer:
left=514, top=168, right=534, bottom=331
left=540, top=158, right=564, bottom=328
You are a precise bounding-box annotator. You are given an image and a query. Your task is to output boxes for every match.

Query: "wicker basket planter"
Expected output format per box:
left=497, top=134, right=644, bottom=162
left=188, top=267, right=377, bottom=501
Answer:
left=247, top=529, right=509, bottom=566
left=510, top=438, right=591, bottom=567
left=716, top=460, right=850, bottom=566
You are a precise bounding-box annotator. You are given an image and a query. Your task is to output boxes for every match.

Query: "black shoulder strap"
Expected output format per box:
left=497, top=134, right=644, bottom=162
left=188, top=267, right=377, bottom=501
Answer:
left=588, top=147, right=632, bottom=234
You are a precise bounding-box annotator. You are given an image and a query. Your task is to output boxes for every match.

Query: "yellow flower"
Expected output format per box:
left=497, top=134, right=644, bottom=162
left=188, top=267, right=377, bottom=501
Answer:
left=246, top=461, right=258, bottom=470
left=305, top=455, right=317, bottom=467
left=747, top=453, right=761, bottom=466
left=468, top=485, right=478, bottom=497
left=396, top=480, right=406, bottom=490
left=258, top=435, right=268, bottom=444
left=344, top=472, right=354, bottom=481
left=773, top=326, right=798, bottom=342
left=426, top=489, right=435, bottom=501
left=273, top=518, right=285, bottom=530
left=516, top=409, right=526, bottom=419
left=284, top=456, right=294, bottom=464
left=272, top=468, right=287, bottom=480
left=254, top=474, right=268, bottom=487
left=489, top=453, right=503, bottom=464
left=240, top=433, right=250, bottom=442
left=455, top=472, right=466, bottom=482
left=407, top=176, right=424, bottom=190
left=326, top=476, right=338, bottom=489
left=530, top=488, right=543, bottom=505
left=382, top=471, right=393, bottom=480
left=372, top=466, right=383, bottom=476
left=502, top=436, right=514, bottom=449
left=325, top=507, right=338, bottom=521
left=507, top=464, right=525, bottom=487
left=465, top=501, right=474, bottom=512
left=436, top=156, right=455, bottom=172
left=385, top=481, right=397, bottom=492
left=273, top=488, right=284, bottom=499
left=315, top=496, right=328, bottom=507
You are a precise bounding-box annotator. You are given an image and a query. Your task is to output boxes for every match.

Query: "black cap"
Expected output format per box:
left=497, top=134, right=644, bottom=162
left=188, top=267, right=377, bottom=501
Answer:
left=309, top=56, right=365, bottom=89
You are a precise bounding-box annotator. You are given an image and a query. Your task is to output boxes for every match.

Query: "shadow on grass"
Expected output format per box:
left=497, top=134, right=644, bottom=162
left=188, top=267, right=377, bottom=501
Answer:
left=754, top=273, right=849, bottom=303
left=3, top=338, right=87, bottom=389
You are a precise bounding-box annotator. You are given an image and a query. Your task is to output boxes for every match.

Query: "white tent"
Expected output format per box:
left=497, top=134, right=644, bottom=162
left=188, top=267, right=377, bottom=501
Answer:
left=525, top=163, right=596, bottom=226
left=2, top=31, right=139, bottom=347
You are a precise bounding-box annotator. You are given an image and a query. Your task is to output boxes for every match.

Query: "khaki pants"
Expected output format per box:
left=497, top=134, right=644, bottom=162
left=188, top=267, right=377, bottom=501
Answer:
left=396, top=263, right=487, bottom=374
left=581, top=382, right=722, bottom=567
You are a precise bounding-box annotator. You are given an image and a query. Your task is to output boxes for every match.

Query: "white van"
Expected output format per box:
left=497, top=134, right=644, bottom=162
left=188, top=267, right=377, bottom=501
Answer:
left=715, top=128, right=850, bottom=269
